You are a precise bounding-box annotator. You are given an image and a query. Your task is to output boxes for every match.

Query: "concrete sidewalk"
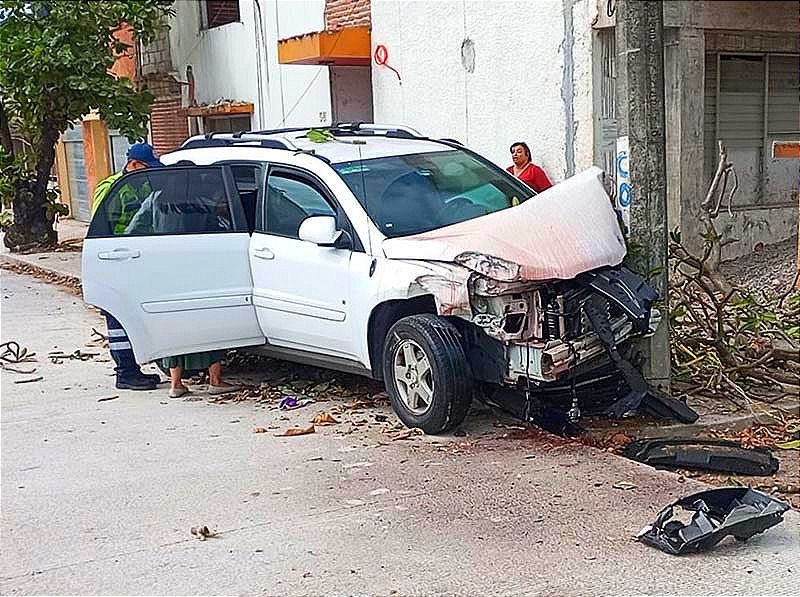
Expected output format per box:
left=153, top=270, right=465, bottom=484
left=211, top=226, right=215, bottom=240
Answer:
left=0, top=218, right=85, bottom=282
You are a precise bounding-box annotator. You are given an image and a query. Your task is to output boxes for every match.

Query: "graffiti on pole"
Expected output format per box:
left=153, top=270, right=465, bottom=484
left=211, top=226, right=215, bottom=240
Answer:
left=616, top=136, right=631, bottom=230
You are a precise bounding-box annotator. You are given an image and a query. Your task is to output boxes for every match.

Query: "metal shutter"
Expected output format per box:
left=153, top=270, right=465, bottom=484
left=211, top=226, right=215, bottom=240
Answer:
left=766, top=54, right=800, bottom=203
left=704, top=53, right=718, bottom=189
left=718, top=55, right=765, bottom=203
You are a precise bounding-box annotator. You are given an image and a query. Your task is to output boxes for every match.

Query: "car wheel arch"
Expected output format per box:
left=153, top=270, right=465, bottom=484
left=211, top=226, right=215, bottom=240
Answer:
left=366, top=295, right=437, bottom=379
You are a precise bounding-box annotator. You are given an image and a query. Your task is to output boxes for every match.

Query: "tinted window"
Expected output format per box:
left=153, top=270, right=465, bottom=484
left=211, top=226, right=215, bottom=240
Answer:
left=230, top=164, right=261, bottom=233
left=333, top=149, right=534, bottom=237
left=88, top=167, right=234, bottom=237
left=265, top=172, right=335, bottom=238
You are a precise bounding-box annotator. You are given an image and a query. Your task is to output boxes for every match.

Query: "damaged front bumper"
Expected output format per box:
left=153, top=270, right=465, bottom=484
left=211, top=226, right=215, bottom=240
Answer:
left=464, top=265, right=698, bottom=425
left=506, top=314, right=637, bottom=382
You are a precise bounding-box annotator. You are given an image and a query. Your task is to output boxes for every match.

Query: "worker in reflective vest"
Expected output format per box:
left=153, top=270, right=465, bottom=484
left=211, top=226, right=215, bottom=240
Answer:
left=91, top=143, right=164, bottom=390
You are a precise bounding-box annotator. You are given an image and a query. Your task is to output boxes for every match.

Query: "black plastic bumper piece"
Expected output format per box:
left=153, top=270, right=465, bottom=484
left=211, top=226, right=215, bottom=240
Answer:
left=583, top=293, right=699, bottom=423
left=578, top=265, right=658, bottom=334
left=638, top=488, right=790, bottom=555
left=624, top=438, right=780, bottom=476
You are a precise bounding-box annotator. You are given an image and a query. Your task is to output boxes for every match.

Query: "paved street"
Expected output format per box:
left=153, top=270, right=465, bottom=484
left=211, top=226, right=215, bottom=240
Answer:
left=1, top=270, right=798, bottom=596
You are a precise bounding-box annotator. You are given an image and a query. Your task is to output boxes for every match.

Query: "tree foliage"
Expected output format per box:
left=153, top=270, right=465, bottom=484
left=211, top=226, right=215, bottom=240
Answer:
left=0, top=0, right=173, bottom=250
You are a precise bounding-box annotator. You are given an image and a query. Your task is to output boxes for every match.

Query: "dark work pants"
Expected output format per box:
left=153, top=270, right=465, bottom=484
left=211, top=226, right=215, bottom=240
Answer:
left=103, top=312, right=144, bottom=381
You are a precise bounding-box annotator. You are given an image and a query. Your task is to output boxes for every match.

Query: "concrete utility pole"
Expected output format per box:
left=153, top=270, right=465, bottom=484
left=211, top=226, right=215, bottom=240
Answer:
left=615, top=0, right=671, bottom=392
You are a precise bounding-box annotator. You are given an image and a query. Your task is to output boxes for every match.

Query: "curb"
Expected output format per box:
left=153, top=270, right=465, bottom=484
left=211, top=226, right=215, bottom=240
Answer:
left=584, top=401, right=799, bottom=440
left=0, top=253, right=82, bottom=288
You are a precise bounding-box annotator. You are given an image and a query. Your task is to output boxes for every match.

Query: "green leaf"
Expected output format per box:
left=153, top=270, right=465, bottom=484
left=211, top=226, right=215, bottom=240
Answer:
left=776, top=439, right=800, bottom=450
left=306, top=129, right=335, bottom=143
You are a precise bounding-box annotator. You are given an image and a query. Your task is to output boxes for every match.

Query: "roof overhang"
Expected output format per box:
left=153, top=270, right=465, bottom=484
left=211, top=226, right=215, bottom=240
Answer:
left=186, top=102, right=254, bottom=118
left=278, top=26, right=371, bottom=66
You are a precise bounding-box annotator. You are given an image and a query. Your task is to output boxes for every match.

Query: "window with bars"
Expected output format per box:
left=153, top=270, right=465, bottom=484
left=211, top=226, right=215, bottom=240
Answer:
left=203, top=0, right=240, bottom=29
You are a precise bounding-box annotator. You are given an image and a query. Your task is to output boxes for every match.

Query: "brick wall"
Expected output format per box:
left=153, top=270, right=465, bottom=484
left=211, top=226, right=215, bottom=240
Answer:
left=149, top=96, right=189, bottom=156
left=325, top=0, right=371, bottom=30
left=139, top=29, right=172, bottom=77
left=109, top=25, right=137, bottom=81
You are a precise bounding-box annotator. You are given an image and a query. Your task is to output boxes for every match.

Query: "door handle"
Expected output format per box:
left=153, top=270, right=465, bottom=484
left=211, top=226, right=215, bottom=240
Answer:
left=253, top=247, right=275, bottom=260
left=98, top=249, right=141, bottom=260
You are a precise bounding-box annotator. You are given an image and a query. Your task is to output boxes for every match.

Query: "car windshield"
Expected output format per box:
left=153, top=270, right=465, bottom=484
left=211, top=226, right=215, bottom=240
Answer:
left=332, top=149, right=535, bottom=238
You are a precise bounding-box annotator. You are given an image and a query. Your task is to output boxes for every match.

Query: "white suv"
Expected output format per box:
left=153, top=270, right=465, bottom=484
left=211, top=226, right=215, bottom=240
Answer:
left=82, top=124, right=696, bottom=433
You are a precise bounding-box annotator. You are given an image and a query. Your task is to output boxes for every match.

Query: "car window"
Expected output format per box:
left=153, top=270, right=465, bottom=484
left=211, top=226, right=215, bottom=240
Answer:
left=264, top=171, right=335, bottom=238
left=332, top=149, right=534, bottom=238
left=87, top=167, right=236, bottom=237
left=229, top=164, right=260, bottom=233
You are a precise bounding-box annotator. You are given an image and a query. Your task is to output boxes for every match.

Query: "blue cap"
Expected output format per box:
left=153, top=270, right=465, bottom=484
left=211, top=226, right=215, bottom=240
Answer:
left=127, top=142, right=163, bottom=167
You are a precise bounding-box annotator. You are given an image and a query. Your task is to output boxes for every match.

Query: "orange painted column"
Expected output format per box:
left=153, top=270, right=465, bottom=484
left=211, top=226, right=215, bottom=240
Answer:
left=81, top=113, right=112, bottom=211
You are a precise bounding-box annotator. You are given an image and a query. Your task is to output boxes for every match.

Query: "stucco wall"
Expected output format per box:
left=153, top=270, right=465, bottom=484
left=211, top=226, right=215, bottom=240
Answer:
left=371, top=0, right=597, bottom=178
left=169, top=0, right=332, bottom=129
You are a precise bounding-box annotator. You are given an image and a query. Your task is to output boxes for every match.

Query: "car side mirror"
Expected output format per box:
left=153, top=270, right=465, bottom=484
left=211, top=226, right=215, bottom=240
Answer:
left=298, top=215, right=352, bottom=250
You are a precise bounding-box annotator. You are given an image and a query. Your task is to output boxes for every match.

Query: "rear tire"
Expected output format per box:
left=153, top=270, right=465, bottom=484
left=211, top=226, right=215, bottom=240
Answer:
left=382, top=314, right=473, bottom=434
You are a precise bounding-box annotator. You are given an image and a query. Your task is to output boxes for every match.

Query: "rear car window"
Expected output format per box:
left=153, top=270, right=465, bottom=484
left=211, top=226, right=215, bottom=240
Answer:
left=87, top=167, right=236, bottom=237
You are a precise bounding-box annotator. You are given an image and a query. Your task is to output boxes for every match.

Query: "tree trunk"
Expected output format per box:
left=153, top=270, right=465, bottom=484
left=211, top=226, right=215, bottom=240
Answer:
left=0, top=99, right=14, bottom=156
left=3, top=120, right=59, bottom=252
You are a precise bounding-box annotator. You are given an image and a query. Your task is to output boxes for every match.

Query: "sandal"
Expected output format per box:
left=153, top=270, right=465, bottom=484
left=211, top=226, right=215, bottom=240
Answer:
left=168, top=387, right=191, bottom=399
left=208, top=383, right=241, bottom=396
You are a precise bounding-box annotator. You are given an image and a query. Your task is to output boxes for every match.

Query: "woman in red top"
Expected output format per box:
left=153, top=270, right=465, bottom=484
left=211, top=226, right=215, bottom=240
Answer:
left=507, top=142, right=553, bottom=193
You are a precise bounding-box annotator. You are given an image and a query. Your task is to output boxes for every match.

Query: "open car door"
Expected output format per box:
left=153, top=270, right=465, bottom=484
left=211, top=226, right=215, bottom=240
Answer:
left=82, top=165, right=264, bottom=364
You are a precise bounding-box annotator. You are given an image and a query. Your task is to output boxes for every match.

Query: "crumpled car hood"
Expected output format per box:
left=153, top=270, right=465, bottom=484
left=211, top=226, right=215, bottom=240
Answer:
left=382, top=167, right=627, bottom=281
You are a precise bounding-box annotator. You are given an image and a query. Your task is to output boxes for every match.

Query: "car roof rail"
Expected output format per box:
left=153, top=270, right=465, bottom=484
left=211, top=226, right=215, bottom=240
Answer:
left=181, top=137, right=293, bottom=151
left=334, top=122, right=422, bottom=136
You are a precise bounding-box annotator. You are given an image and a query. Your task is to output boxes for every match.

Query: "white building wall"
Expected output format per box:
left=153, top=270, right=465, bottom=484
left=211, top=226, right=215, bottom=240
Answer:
left=168, top=0, right=332, bottom=130
left=371, top=0, right=597, bottom=180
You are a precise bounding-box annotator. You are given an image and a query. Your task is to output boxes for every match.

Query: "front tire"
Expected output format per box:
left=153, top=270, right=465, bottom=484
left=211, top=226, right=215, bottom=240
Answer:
left=382, top=314, right=473, bottom=434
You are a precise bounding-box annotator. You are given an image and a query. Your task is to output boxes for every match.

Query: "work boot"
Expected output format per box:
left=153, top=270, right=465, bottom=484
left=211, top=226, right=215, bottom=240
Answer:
left=116, top=375, right=158, bottom=391
left=141, top=372, right=163, bottom=384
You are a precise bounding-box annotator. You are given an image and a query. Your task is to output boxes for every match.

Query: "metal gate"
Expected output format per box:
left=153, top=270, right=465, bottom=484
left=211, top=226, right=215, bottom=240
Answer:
left=63, top=124, right=90, bottom=221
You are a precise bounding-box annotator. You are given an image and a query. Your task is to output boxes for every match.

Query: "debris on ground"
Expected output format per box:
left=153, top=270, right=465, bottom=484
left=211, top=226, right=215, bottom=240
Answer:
left=1, top=341, right=37, bottom=363
left=776, top=439, right=800, bottom=450
left=277, top=425, right=315, bottom=437
left=637, top=487, right=790, bottom=555
left=14, top=376, right=43, bottom=384
left=670, top=233, right=799, bottom=412
left=623, top=438, right=780, bottom=476
left=612, top=481, right=638, bottom=491
left=311, top=412, right=339, bottom=426
left=279, top=396, right=315, bottom=410
left=49, top=349, right=99, bottom=364
left=190, top=525, right=217, bottom=541
left=85, top=328, right=109, bottom=349
left=389, top=428, right=424, bottom=441
left=710, top=414, right=800, bottom=450
left=0, top=363, right=37, bottom=374
left=97, top=395, right=119, bottom=403
left=0, top=262, right=82, bottom=295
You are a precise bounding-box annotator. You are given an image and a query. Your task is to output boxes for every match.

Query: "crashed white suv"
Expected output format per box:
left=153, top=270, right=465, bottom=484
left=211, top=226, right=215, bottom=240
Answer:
left=83, top=124, right=695, bottom=433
